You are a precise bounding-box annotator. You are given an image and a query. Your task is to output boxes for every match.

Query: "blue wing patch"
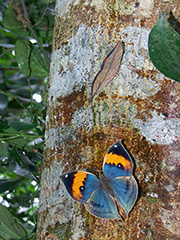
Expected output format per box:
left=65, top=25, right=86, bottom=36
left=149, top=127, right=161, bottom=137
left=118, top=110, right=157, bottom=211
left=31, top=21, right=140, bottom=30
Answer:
left=109, top=176, right=138, bottom=215
left=85, top=186, right=122, bottom=219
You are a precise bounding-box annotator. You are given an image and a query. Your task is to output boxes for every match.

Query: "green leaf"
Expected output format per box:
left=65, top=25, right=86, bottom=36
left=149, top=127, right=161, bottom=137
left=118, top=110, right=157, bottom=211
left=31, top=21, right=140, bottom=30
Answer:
left=9, top=148, right=37, bottom=180
left=0, top=179, right=22, bottom=194
left=0, top=142, right=8, bottom=159
left=3, top=127, right=28, bottom=147
left=2, top=4, right=25, bottom=37
left=15, top=39, right=49, bottom=79
left=148, top=12, right=180, bottom=82
left=17, top=150, right=36, bottom=167
left=0, top=204, right=27, bottom=240
left=0, top=120, right=8, bottom=132
left=9, top=119, right=34, bottom=132
left=0, top=94, right=8, bottom=116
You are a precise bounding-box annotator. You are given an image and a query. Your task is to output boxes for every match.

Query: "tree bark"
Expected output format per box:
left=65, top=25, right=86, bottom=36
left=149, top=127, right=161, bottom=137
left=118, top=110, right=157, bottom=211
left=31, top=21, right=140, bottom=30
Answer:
left=37, top=0, right=180, bottom=239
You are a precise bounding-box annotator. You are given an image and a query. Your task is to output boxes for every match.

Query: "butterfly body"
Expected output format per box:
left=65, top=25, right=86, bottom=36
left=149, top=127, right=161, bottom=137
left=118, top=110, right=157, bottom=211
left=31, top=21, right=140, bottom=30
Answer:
left=98, top=173, right=115, bottom=197
left=60, top=140, right=138, bottom=219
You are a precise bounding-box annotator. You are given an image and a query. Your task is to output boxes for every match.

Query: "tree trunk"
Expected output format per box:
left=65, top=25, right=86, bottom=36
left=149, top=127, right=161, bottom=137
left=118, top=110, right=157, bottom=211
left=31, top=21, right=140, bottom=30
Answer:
left=37, top=0, right=180, bottom=239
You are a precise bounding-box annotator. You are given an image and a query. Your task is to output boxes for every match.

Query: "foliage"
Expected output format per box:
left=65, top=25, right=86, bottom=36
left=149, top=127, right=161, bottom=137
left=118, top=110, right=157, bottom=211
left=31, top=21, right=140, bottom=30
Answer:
left=0, top=0, right=55, bottom=239
left=148, top=12, right=180, bottom=82
left=0, top=203, right=28, bottom=240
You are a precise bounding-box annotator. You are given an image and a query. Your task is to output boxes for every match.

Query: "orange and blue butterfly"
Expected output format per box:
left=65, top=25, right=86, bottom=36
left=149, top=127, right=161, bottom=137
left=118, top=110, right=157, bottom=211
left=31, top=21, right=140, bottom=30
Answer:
left=60, top=140, right=138, bottom=219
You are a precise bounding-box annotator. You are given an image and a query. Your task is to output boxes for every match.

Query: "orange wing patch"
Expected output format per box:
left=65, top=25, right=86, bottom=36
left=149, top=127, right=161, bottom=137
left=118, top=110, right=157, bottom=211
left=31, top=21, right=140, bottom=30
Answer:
left=105, top=153, right=132, bottom=171
left=72, top=172, right=87, bottom=201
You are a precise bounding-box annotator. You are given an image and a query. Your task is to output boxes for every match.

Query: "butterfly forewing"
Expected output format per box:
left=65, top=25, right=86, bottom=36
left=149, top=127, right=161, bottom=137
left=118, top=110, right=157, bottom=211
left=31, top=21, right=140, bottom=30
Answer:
left=103, top=140, right=133, bottom=178
left=60, top=171, right=100, bottom=204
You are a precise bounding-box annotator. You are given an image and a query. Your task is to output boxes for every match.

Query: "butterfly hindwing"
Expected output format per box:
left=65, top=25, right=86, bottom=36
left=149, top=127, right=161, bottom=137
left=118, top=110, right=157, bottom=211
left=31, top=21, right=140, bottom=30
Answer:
left=103, top=140, right=133, bottom=178
left=109, top=176, right=138, bottom=215
left=60, top=171, right=100, bottom=204
left=85, top=185, right=122, bottom=219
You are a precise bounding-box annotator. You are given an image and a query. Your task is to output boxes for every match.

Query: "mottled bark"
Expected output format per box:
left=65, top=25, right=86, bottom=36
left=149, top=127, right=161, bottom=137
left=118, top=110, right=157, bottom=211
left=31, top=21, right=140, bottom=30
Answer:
left=37, top=0, right=180, bottom=239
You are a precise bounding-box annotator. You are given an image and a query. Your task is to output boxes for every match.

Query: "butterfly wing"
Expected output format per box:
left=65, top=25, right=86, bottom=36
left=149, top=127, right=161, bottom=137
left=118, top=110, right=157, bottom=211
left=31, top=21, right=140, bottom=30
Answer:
left=60, top=171, right=99, bottom=203
left=85, top=185, right=122, bottom=219
left=103, top=140, right=133, bottom=178
left=109, top=176, right=138, bottom=216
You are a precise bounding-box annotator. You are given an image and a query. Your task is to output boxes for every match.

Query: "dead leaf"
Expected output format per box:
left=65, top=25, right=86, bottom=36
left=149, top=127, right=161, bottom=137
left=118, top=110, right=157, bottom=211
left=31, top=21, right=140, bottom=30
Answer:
left=91, top=41, right=124, bottom=100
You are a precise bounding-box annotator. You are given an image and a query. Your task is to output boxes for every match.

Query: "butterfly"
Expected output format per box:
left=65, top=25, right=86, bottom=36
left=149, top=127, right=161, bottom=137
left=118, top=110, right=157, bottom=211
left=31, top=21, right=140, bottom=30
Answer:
left=60, top=140, right=138, bottom=219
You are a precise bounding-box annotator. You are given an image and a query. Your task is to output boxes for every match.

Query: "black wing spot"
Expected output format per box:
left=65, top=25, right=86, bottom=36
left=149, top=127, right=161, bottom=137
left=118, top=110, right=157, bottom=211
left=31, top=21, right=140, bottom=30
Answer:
left=125, top=179, right=130, bottom=194
left=91, top=200, right=103, bottom=208
left=117, top=163, right=123, bottom=168
left=80, top=186, right=85, bottom=191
